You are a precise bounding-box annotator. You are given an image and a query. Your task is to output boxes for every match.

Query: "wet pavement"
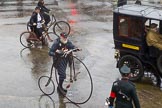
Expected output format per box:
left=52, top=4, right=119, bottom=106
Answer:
left=0, top=0, right=119, bottom=107
left=1, top=0, right=162, bottom=108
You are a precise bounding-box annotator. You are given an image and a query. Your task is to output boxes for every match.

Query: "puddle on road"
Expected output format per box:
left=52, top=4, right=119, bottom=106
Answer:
left=20, top=46, right=52, bottom=80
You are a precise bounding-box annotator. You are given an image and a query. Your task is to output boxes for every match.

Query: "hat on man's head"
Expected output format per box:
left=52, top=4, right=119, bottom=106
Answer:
left=120, top=64, right=130, bottom=74
left=150, top=23, right=158, bottom=29
left=60, top=32, right=68, bottom=38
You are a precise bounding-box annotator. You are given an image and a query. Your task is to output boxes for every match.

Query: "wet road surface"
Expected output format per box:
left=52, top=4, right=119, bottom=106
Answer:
left=0, top=0, right=119, bottom=107
left=2, top=0, right=162, bottom=108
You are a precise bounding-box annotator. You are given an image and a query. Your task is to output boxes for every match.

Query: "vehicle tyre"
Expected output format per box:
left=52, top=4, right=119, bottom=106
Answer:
left=38, top=76, right=55, bottom=95
left=20, top=31, right=35, bottom=48
left=53, top=21, right=70, bottom=37
left=118, top=55, right=144, bottom=81
left=157, top=55, right=162, bottom=75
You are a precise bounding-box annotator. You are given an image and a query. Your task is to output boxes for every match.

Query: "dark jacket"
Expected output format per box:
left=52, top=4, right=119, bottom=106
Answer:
left=117, top=0, right=127, bottom=7
left=29, top=12, right=44, bottom=25
left=109, top=78, right=140, bottom=108
left=49, top=38, right=75, bottom=57
left=135, top=0, right=141, bottom=5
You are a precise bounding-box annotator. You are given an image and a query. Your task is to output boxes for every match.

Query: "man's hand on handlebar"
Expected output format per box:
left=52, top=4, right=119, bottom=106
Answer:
left=62, top=48, right=81, bottom=58
left=56, top=50, right=64, bottom=55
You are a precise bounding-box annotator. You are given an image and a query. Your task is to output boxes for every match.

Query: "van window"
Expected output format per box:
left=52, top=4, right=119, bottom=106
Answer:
left=118, top=16, right=143, bottom=40
left=145, top=19, right=159, bottom=33
left=119, top=18, right=128, bottom=36
left=130, top=18, right=143, bottom=39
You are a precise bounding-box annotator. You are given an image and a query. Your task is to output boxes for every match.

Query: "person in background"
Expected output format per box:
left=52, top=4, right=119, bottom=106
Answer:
left=37, top=0, right=51, bottom=26
left=108, top=64, right=140, bottom=108
left=146, top=23, right=162, bottom=50
left=29, top=6, right=44, bottom=40
left=135, top=0, right=142, bottom=5
left=117, top=0, right=127, bottom=7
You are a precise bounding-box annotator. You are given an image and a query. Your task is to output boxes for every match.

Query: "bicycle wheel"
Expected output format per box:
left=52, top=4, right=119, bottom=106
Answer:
left=38, top=76, right=55, bottom=95
left=20, top=31, right=36, bottom=48
left=54, top=56, right=93, bottom=104
left=53, top=21, right=71, bottom=37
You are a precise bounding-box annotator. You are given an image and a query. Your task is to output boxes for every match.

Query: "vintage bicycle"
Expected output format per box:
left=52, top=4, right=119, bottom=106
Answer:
left=20, top=26, right=57, bottom=48
left=27, top=12, right=71, bottom=37
left=38, top=49, right=93, bottom=104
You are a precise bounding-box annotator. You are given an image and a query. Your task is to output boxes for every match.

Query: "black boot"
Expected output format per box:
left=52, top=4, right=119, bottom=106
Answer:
left=57, top=79, right=67, bottom=94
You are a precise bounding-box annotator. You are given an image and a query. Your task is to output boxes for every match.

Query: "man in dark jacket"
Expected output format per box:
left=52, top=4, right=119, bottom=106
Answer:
left=108, top=65, right=140, bottom=108
left=135, top=0, right=141, bottom=5
left=37, top=0, right=50, bottom=26
left=29, top=6, right=44, bottom=39
left=117, top=0, right=127, bottom=7
left=49, top=32, right=79, bottom=94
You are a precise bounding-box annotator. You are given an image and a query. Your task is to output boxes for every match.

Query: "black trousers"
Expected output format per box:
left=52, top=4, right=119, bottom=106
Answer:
left=35, top=28, right=43, bottom=38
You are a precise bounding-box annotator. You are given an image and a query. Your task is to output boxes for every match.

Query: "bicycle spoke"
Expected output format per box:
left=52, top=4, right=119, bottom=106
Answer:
left=53, top=21, right=70, bottom=37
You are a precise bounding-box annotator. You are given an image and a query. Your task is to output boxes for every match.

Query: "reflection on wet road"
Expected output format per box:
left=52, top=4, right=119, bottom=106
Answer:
left=0, top=0, right=119, bottom=108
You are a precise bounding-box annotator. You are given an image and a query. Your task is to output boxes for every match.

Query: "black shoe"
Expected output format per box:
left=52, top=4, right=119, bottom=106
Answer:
left=27, top=39, right=32, bottom=44
left=57, top=86, right=67, bottom=94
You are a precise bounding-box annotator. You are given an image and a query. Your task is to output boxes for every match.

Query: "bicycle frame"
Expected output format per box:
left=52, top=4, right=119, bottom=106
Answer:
left=38, top=48, right=93, bottom=104
left=47, top=49, right=81, bottom=85
left=48, top=14, right=56, bottom=29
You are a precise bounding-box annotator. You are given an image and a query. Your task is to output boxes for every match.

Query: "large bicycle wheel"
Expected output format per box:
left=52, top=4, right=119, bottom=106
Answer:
left=38, top=76, right=55, bottom=95
left=53, top=21, right=71, bottom=37
left=20, top=31, right=36, bottom=48
left=54, top=56, right=93, bottom=104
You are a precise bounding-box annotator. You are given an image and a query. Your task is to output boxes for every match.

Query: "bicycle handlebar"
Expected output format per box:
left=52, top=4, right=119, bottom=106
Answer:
left=44, top=10, right=56, bottom=21
left=62, top=48, right=81, bottom=57
left=55, top=48, right=81, bottom=58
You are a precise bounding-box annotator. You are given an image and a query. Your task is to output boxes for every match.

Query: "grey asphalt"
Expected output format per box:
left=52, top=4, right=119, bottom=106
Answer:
left=0, top=0, right=120, bottom=108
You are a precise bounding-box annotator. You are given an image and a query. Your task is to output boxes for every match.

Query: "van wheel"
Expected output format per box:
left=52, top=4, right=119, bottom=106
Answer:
left=118, top=55, right=144, bottom=81
left=157, top=55, right=162, bottom=75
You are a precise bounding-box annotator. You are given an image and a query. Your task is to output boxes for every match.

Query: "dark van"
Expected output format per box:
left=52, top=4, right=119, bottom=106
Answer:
left=113, top=4, right=162, bottom=87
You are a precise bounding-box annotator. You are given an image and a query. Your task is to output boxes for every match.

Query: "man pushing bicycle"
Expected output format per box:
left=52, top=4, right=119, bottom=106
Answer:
left=49, top=32, right=80, bottom=94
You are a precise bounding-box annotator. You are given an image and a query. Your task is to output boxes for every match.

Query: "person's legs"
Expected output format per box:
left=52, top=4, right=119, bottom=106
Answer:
left=37, top=28, right=44, bottom=39
left=57, top=59, right=68, bottom=93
